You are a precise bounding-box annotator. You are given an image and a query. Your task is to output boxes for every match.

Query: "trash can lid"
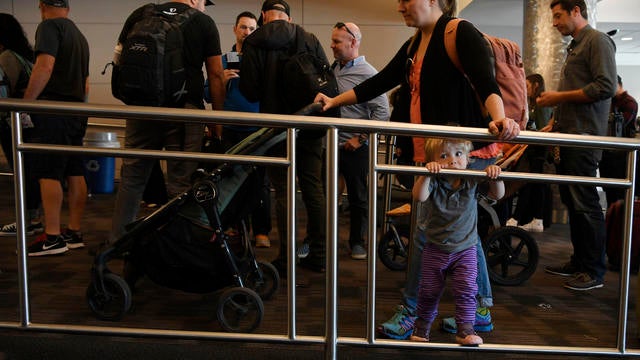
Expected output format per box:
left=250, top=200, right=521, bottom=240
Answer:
left=83, top=132, right=120, bottom=148
left=84, top=132, right=118, bottom=142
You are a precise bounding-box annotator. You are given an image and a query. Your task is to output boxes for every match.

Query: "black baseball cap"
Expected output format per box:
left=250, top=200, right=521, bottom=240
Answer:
left=262, top=0, right=290, bottom=16
left=257, top=0, right=290, bottom=26
left=40, top=0, right=69, bottom=7
left=205, top=0, right=215, bottom=5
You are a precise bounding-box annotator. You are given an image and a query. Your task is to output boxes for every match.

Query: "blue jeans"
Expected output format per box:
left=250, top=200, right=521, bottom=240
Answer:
left=402, top=156, right=495, bottom=314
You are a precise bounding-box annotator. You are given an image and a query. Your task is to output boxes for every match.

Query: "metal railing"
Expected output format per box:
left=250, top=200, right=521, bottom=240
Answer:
left=0, top=98, right=639, bottom=359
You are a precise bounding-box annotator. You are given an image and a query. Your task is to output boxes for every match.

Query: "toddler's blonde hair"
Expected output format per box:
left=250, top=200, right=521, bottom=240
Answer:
left=423, top=138, right=473, bottom=162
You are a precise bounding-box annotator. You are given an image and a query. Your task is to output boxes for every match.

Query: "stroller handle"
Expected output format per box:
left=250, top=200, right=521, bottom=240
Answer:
left=294, top=102, right=324, bottom=116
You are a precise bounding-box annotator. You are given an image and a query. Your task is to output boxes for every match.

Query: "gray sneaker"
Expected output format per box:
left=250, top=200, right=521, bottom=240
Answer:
left=0, top=221, right=44, bottom=236
left=297, top=241, right=310, bottom=258
left=351, top=244, right=367, bottom=260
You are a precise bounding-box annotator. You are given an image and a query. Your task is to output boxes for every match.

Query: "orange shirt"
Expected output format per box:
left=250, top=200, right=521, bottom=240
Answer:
left=409, top=57, right=426, bottom=163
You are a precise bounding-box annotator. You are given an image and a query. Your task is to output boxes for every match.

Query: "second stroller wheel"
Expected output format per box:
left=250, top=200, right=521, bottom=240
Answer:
left=86, top=273, right=132, bottom=321
left=377, top=223, right=410, bottom=271
left=245, top=261, right=280, bottom=301
left=483, top=226, right=539, bottom=286
left=217, top=287, right=264, bottom=333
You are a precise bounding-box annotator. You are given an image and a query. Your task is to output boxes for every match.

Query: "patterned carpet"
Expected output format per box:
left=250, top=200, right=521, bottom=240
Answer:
left=0, top=170, right=638, bottom=359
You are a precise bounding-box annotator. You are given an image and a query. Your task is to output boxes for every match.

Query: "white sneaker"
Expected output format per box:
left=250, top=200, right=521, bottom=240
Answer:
left=519, top=218, right=544, bottom=232
left=505, top=218, right=518, bottom=227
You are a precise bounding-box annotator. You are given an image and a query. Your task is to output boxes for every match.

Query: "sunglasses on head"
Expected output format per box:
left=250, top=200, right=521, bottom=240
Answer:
left=334, top=22, right=356, bottom=39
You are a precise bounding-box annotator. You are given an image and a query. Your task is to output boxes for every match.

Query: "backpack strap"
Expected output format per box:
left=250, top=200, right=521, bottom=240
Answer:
left=444, top=18, right=501, bottom=158
left=10, top=51, right=33, bottom=78
left=292, top=25, right=307, bottom=56
left=444, top=18, right=484, bottom=109
left=444, top=18, right=463, bottom=74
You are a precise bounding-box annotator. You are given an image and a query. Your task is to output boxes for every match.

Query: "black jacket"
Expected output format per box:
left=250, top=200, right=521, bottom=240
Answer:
left=354, top=16, right=499, bottom=128
left=240, top=20, right=329, bottom=115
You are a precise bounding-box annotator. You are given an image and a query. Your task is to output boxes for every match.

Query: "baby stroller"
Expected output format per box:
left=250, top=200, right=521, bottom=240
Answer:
left=86, top=126, right=286, bottom=333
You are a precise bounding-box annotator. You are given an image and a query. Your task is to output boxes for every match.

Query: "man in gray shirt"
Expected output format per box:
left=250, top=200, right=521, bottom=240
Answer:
left=329, top=22, right=389, bottom=260
left=539, top=0, right=616, bottom=291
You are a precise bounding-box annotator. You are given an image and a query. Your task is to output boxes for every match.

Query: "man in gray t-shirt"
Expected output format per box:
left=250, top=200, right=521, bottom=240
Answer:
left=24, top=0, right=90, bottom=256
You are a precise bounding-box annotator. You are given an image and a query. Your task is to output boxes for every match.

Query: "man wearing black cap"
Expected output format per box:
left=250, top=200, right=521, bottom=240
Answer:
left=24, top=0, right=89, bottom=255
left=240, top=0, right=334, bottom=274
left=110, top=0, right=225, bottom=242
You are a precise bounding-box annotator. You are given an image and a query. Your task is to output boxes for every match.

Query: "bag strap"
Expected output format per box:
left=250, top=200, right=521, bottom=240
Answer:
left=406, top=29, right=420, bottom=57
left=445, top=19, right=502, bottom=156
left=10, top=51, right=33, bottom=78
left=444, top=18, right=486, bottom=114
left=444, top=18, right=463, bottom=74
left=293, top=25, right=307, bottom=56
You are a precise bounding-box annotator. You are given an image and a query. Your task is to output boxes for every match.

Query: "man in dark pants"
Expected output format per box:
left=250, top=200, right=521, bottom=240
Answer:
left=539, top=0, right=617, bottom=291
left=218, top=11, right=272, bottom=248
left=328, top=22, right=389, bottom=260
left=240, top=0, right=337, bottom=274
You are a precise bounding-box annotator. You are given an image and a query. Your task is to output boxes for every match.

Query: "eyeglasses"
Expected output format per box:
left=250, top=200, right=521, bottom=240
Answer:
left=335, top=22, right=356, bottom=39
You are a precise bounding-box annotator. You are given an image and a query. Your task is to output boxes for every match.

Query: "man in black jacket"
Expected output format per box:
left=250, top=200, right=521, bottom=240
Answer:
left=240, top=0, right=330, bottom=274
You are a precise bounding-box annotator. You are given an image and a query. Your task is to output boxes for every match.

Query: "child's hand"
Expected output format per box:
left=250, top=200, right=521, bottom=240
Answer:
left=426, top=161, right=441, bottom=173
left=485, top=164, right=501, bottom=179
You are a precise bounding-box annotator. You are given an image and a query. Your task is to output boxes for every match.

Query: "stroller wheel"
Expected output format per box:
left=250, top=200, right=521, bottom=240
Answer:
left=377, top=224, right=410, bottom=271
left=245, top=261, right=280, bottom=301
left=86, top=273, right=132, bottom=321
left=483, top=226, right=539, bottom=286
left=217, top=287, right=264, bottom=333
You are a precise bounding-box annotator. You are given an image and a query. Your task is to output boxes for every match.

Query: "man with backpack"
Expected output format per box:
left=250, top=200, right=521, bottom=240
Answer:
left=239, top=0, right=339, bottom=275
left=110, top=0, right=225, bottom=242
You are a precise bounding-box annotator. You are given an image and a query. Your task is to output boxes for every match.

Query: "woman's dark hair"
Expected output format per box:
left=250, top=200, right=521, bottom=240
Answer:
left=526, top=73, right=546, bottom=99
left=0, top=13, right=34, bottom=62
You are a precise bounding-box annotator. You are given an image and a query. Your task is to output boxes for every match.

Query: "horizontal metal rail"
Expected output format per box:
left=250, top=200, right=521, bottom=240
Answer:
left=0, top=99, right=639, bottom=359
left=1, top=98, right=638, bottom=151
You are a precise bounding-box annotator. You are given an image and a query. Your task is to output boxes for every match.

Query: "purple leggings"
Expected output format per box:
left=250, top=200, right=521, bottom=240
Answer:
left=416, top=242, right=478, bottom=328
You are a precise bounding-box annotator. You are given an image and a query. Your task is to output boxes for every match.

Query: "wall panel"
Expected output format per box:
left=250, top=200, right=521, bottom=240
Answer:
left=3, top=1, right=637, bottom=108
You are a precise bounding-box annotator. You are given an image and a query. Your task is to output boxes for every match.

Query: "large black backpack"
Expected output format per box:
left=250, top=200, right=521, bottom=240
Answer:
left=281, top=26, right=339, bottom=137
left=112, top=4, right=197, bottom=107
